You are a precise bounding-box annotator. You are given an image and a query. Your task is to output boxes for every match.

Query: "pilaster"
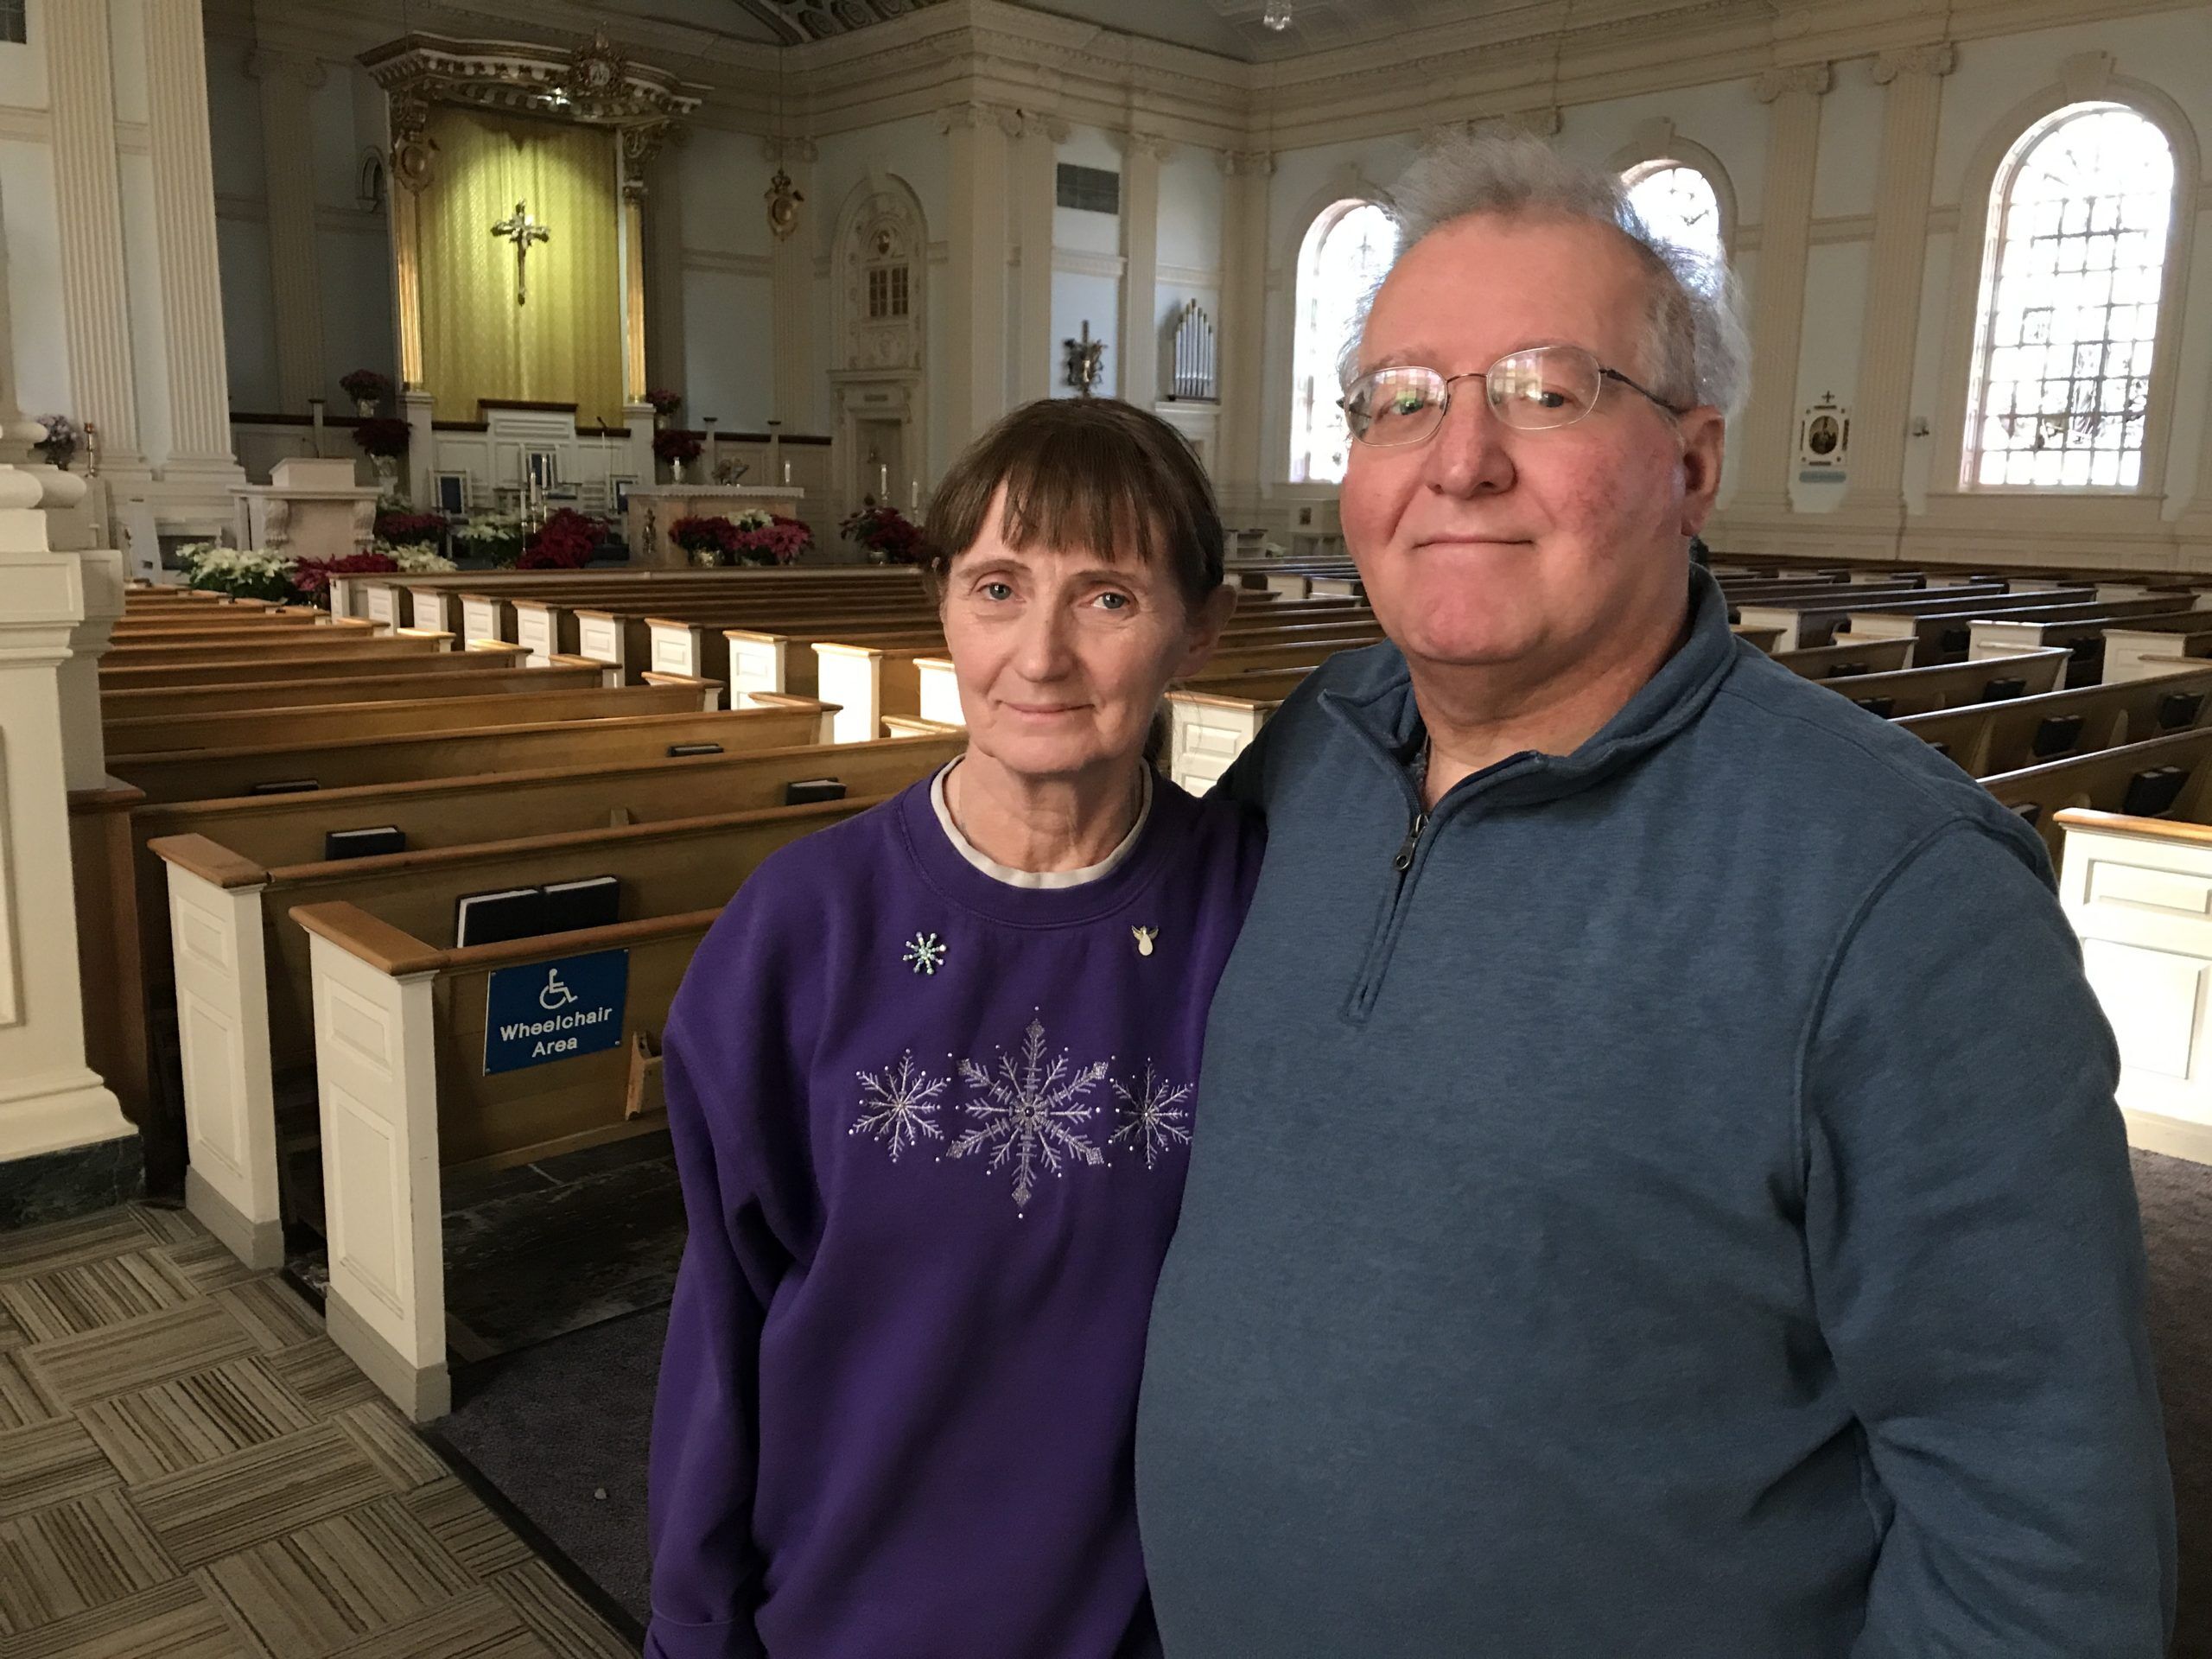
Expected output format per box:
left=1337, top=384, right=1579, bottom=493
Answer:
left=1843, top=43, right=1957, bottom=529
left=1729, top=62, right=1831, bottom=519
left=1117, top=132, right=1171, bottom=406
left=766, top=137, right=818, bottom=430
left=1216, top=149, right=1274, bottom=519
left=646, top=147, right=688, bottom=404
left=247, top=48, right=331, bottom=413
left=1015, top=117, right=1066, bottom=404
left=939, top=102, right=1019, bottom=455
left=44, top=0, right=143, bottom=471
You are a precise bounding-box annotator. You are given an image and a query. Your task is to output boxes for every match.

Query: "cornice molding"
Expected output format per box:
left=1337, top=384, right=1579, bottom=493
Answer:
left=1755, top=62, right=1833, bottom=102
left=1873, top=41, right=1960, bottom=83
left=1054, top=249, right=1126, bottom=279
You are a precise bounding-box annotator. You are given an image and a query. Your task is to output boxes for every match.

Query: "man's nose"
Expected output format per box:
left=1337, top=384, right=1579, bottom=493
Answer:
left=1421, top=385, right=1516, bottom=497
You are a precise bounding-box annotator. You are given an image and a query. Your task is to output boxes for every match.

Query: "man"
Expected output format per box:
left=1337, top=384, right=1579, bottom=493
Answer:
left=1135, top=132, right=2173, bottom=1656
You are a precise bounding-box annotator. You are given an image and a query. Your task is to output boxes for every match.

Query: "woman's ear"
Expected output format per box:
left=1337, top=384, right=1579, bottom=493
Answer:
left=1174, top=582, right=1239, bottom=680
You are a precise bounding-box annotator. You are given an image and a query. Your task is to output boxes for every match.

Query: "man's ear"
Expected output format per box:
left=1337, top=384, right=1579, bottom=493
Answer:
left=1176, top=582, right=1239, bottom=679
left=1677, top=407, right=1726, bottom=536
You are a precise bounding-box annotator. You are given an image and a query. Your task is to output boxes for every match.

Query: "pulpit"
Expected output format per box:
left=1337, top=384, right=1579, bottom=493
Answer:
left=628, top=484, right=808, bottom=567
left=232, top=456, right=378, bottom=563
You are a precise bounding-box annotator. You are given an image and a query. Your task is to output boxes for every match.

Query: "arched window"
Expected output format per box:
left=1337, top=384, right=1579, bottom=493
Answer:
left=1624, top=162, right=1724, bottom=264
left=1965, top=104, right=2176, bottom=489
left=1289, top=200, right=1394, bottom=485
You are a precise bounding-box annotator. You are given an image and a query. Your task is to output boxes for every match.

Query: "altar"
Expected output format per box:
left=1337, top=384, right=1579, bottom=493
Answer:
left=627, top=485, right=808, bottom=567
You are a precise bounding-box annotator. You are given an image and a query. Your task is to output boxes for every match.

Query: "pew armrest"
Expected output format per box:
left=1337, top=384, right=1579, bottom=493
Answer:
left=289, top=901, right=447, bottom=977
left=2053, top=809, right=2212, bottom=849
left=397, top=628, right=456, bottom=651
left=742, top=691, right=836, bottom=738
left=147, top=833, right=270, bottom=890
left=641, top=671, right=725, bottom=711
left=464, top=639, right=531, bottom=660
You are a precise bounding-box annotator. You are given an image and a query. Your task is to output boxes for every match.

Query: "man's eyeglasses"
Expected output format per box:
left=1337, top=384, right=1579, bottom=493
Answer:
left=1339, top=345, right=1688, bottom=446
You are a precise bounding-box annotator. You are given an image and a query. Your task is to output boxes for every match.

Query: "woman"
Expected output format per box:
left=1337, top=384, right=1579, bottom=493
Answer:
left=645, top=397, right=1263, bottom=1659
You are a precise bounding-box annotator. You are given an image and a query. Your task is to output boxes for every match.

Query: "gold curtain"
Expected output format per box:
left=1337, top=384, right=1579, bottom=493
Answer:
left=417, top=107, right=625, bottom=427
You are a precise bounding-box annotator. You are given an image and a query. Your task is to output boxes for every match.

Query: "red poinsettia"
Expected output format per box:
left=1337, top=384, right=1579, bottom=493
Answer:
left=353, top=417, right=411, bottom=457
left=373, top=511, right=444, bottom=546
left=645, top=388, right=682, bottom=416
left=291, top=549, right=399, bottom=597
left=841, top=505, right=925, bottom=564
left=652, top=429, right=703, bottom=464
left=518, top=507, right=605, bottom=569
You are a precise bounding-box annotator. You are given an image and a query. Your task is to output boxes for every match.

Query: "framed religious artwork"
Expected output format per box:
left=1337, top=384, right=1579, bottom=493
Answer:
left=1798, top=396, right=1849, bottom=482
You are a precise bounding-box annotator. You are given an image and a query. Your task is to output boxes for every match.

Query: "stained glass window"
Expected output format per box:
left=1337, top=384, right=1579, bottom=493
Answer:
left=1624, top=163, right=1724, bottom=264
left=1965, top=105, right=2175, bottom=490
left=1290, top=201, right=1395, bottom=485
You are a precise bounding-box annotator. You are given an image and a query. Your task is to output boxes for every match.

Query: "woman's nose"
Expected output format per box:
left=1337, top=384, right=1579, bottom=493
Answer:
left=1010, top=604, right=1077, bottom=681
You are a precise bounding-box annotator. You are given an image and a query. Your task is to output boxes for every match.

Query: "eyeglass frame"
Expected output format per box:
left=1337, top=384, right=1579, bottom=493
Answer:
left=1337, top=346, right=1693, bottom=446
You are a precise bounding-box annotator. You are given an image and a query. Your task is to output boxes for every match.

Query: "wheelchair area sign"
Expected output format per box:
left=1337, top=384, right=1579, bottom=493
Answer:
left=484, top=950, right=630, bottom=1075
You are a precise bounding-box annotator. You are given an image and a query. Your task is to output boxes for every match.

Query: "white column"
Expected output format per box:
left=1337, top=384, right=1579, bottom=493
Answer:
left=1844, top=44, right=1956, bottom=529
left=766, top=138, right=818, bottom=430
left=1728, top=63, right=1831, bottom=521
left=940, top=102, right=1018, bottom=454
left=1117, top=133, right=1169, bottom=406
left=44, top=0, right=143, bottom=472
left=143, top=0, right=245, bottom=511
left=0, top=474, right=130, bottom=1169
left=1015, top=117, right=1066, bottom=404
left=1216, top=149, right=1274, bottom=523
left=247, top=49, right=330, bottom=413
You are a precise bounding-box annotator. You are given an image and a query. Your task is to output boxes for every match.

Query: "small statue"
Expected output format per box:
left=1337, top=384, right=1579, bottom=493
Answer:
left=1063, top=322, right=1107, bottom=397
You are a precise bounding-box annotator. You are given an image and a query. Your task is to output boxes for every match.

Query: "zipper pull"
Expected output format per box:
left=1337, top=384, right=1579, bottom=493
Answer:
left=1393, top=810, right=1429, bottom=873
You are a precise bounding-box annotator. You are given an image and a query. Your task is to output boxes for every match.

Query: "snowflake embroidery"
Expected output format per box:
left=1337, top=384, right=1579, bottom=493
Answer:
left=850, top=1051, right=947, bottom=1161
left=902, top=932, right=947, bottom=976
left=949, top=1016, right=1109, bottom=1211
left=1108, top=1063, right=1193, bottom=1169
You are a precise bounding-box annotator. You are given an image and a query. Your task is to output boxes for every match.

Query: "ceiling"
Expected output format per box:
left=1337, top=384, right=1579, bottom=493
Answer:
left=603, top=0, right=1465, bottom=60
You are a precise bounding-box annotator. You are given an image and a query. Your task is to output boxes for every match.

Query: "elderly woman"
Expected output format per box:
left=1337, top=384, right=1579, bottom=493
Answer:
left=644, top=397, right=1261, bottom=1659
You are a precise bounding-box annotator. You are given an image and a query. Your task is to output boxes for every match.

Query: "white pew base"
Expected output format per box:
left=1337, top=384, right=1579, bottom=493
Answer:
left=185, top=1166, right=284, bottom=1270
left=2121, top=1105, right=2212, bottom=1166
left=328, top=1287, right=451, bottom=1422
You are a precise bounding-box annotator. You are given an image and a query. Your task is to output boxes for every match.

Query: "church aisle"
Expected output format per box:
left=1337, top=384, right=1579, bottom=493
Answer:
left=0, top=1202, right=636, bottom=1656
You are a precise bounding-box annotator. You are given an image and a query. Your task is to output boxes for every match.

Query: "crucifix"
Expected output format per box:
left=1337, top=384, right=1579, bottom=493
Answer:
left=489, top=200, right=551, bottom=305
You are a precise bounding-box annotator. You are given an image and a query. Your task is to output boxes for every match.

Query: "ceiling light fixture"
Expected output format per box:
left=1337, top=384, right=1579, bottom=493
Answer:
left=1262, top=1, right=1293, bottom=30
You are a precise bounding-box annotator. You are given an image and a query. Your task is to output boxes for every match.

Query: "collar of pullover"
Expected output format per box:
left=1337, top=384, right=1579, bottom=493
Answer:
left=895, top=764, right=1190, bottom=929
left=1319, top=566, right=1742, bottom=809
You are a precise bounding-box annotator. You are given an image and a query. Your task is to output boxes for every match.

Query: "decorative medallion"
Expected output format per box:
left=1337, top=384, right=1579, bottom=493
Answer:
left=766, top=168, right=804, bottom=241
left=902, top=931, right=947, bottom=976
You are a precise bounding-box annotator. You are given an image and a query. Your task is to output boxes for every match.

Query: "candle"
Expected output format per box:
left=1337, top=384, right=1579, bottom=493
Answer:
left=909, top=478, right=920, bottom=512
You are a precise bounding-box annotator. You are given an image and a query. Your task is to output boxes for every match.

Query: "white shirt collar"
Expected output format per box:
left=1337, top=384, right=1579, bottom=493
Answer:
left=929, top=759, right=1154, bottom=889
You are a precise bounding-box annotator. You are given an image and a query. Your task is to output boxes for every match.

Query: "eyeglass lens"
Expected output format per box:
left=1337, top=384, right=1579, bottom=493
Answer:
left=1346, top=346, right=1605, bottom=444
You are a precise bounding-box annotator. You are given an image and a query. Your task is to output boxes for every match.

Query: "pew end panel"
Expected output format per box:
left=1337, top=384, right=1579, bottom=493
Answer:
left=916, top=657, right=963, bottom=725
left=293, top=905, right=450, bottom=1421
left=2054, top=809, right=2212, bottom=1166
left=639, top=671, right=724, bottom=710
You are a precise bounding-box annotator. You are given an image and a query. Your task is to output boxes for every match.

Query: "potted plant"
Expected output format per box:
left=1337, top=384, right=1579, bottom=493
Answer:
left=453, top=512, right=528, bottom=568
left=519, top=506, right=606, bottom=569
left=174, top=543, right=300, bottom=603
left=670, top=513, right=741, bottom=567
left=340, top=369, right=393, bottom=416
left=730, top=510, right=815, bottom=567
left=645, top=388, right=682, bottom=427
left=33, top=414, right=79, bottom=470
left=653, top=427, right=702, bottom=483
left=373, top=510, right=445, bottom=548
left=841, top=504, right=925, bottom=565
left=290, top=543, right=454, bottom=605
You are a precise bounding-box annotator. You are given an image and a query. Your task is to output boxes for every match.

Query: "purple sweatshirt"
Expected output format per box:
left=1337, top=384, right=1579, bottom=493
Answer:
left=645, top=769, right=1264, bottom=1659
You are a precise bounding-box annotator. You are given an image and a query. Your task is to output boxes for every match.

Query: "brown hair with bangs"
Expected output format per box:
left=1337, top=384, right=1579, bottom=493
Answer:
left=922, top=397, right=1224, bottom=613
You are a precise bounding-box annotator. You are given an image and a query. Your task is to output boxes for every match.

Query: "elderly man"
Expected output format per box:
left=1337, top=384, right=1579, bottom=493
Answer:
left=1135, top=134, right=2173, bottom=1655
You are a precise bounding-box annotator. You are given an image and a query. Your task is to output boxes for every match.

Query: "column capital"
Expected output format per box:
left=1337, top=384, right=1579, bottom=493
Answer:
left=1218, top=148, right=1274, bottom=177
left=937, top=101, right=1022, bottom=138
left=243, top=48, right=327, bottom=90
left=1026, top=114, right=1071, bottom=145
left=1756, top=61, right=1833, bottom=102
left=1116, top=130, right=1176, bottom=164
left=1872, top=42, right=1957, bottom=84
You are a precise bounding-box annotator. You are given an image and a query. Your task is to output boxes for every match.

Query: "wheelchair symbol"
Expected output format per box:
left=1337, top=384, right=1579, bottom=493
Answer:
left=539, top=969, right=579, bottom=1012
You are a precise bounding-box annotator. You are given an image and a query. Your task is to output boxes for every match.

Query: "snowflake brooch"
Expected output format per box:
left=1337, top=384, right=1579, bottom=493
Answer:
left=950, top=1016, right=1108, bottom=1211
left=851, top=1052, right=947, bottom=1161
left=1108, top=1062, right=1193, bottom=1169
left=901, top=931, right=947, bottom=976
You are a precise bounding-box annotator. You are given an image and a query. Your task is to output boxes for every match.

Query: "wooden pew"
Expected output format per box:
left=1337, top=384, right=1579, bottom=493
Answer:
left=1800, top=648, right=2070, bottom=719
left=1738, top=585, right=2077, bottom=652
left=414, top=567, right=926, bottom=641
left=1165, top=670, right=1313, bottom=791
left=100, top=635, right=467, bottom=683
left=149, top=734, right=959, bottom=1278
left=101, top=659, right=613, bottom=719
left=1895, top=665, right=2212, bottom=775
left=1766, top=637, right=1917, bottom=679
left=103, top=677, right=725, bottom=754
left=2096, top=615, right=2212, bottom=683
left=346, top=563, right=918, bottom=628
left=1967, top=604, right=2209, bottom=687
left=1985, top=727, right=2212, bottom=858
left=109, top=697, right=835, bottom=804
left=287, top=791, right=888, bottom=1417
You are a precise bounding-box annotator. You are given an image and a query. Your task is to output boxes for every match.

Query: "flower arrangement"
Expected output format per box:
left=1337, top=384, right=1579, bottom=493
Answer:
left=353, top=417, right=411, bottom=458
left=652, top=428, right=703, bottom=465
left=732, top=510, right=813, bottom=567
left=841, top=504, right=925, bottom=565
left=34, top=414, right=79, bottom=469
left=670, top=514, right=741, bottom=564
left=339, top=369, right=392, bottom=406
left=174, top=543, right=298, bottom=603
left=518, top=507, right=605, bottom=569
left=373, top=510, right=445, bottom=547
left=454, top=512, right=528, bottom=565
left=645, top=388, right=682, bottom=418
left=289, top=543, right=454, bottom=599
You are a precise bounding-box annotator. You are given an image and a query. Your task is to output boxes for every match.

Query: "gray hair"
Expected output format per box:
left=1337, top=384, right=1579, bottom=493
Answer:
left=1341, top=130, right=1749, bottom=423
